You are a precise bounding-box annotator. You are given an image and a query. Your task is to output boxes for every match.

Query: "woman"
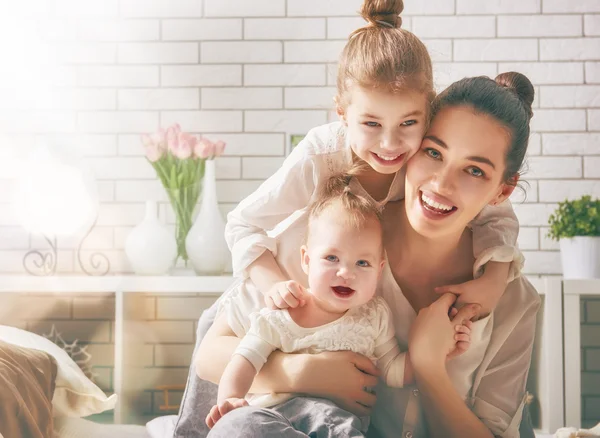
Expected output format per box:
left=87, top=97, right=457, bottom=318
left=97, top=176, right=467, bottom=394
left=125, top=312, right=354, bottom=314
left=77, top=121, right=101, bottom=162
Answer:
left=197, top=72, right=540, bottom=438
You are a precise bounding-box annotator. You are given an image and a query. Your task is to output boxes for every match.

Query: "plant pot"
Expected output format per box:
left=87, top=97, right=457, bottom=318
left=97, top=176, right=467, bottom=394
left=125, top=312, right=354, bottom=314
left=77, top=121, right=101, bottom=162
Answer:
left=559, top=236, right=600, bottom=279
left=125, top=200, right=177, bottom=275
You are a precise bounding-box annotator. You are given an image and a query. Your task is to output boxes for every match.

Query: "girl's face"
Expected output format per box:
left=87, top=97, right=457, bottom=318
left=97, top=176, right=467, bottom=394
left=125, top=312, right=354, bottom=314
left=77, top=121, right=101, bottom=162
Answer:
left=339, top=85, right=429, bottom=175
left=405, top=105, right=517, bottom=240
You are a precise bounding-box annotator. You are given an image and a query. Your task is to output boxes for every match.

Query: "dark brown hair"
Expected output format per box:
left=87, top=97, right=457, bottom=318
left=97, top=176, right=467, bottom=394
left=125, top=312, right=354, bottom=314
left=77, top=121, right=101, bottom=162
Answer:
left=431, top=72, right=535, bottom=184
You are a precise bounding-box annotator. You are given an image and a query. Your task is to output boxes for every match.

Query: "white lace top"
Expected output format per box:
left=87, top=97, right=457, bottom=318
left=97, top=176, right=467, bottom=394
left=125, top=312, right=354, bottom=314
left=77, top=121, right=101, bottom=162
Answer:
left=231, top=296, right=405, bottom=408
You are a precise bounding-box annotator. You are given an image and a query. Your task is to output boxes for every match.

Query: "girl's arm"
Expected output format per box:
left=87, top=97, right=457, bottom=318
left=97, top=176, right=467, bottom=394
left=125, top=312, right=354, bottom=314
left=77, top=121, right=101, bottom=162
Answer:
left=195, top=313, right=381, bottom=416
left=217, top=355, right=257, bottom=404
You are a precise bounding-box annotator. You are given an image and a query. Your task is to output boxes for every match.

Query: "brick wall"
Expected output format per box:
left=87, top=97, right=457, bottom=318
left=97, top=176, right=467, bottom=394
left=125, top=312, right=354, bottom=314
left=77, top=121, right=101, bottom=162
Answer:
left=0, top=0, right=599, bottom=428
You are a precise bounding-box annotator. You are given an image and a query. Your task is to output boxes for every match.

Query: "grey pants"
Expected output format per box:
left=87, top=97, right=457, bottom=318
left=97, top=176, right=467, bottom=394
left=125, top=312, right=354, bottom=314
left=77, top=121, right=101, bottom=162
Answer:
left=207, top=396, right=365, bottom=438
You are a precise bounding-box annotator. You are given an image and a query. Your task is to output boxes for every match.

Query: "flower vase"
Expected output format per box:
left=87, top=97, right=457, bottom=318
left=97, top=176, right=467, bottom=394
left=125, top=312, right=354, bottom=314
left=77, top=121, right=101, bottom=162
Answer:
left=185, top=160, right=230, bottom=275
left=125, top=200, right=177, bottom=275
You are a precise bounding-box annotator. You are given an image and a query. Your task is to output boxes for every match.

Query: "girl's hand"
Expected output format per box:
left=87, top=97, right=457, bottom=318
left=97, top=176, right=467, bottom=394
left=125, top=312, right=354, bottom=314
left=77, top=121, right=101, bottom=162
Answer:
left=446, top=312, right=473, bottom=361
left=408, top=293, right=480, bottom=371
left=265, top=280, right=308, bottom=309
left=205, top=397, right=249, bottom=429
left=298, top=351, right=380, bottom=417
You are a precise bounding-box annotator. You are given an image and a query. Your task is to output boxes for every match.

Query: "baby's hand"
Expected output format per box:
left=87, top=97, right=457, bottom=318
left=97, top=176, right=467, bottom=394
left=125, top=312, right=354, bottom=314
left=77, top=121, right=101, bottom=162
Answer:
left=446, top=307, right=474, bottom=361
left=435, top=275, right=503, bottom=319
left=265, top=280, right=307, bottom=309
left=205, top=397, right=249, bottom=429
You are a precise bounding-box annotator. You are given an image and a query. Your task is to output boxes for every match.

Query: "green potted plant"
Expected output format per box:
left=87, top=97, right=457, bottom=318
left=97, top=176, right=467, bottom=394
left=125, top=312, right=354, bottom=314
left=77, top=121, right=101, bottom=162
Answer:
left=548, top=195, right=600, bottom=279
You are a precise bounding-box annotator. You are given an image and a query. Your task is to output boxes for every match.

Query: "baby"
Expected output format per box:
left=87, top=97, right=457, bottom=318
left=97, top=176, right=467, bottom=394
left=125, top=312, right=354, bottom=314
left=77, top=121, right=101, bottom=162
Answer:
left=206, top=175, right=472, bottom=434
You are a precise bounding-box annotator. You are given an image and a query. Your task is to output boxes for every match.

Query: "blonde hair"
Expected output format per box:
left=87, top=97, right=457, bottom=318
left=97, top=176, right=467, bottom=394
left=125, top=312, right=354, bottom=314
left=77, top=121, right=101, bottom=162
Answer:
left=336, top=0, right=434, bottom=108
left=307, top=174, right=382, bottom=233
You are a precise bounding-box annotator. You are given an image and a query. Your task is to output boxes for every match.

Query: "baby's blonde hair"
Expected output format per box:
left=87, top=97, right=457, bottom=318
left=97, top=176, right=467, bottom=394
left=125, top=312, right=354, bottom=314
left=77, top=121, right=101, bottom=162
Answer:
left=336, top=0, right=435, bottom=108
left=307, top=174, right=383, bottom=235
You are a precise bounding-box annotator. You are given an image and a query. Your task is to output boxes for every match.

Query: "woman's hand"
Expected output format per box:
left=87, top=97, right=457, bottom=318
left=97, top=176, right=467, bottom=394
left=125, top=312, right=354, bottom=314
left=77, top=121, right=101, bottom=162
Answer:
left=296, top=351, right=380, bottom=417
left=408, top=293, right=480, bottom=371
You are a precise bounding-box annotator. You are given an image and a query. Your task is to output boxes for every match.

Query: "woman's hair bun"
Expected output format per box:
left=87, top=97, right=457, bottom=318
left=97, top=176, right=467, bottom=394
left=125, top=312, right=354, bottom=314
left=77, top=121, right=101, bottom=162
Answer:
left=495, top=72, right=535, bottom=119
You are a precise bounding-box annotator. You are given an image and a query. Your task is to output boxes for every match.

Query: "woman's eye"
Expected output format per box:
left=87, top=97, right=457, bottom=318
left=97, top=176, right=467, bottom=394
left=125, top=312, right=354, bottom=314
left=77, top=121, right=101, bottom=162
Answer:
left=468, top=167, right=485, bottom=178
left=425, top=148, right=441, bottom=159
left=356, top=260, right=371, bottom=267
left=365, top=121, right=380, bottom=127
left=326, top=255, right=339, bottom=262
left=401, top=120, right=417, bottom=126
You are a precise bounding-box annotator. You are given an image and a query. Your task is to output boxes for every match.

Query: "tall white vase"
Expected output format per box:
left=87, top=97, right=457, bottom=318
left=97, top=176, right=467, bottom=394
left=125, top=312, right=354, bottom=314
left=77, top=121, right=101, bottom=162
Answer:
left=185, top=160, right=230, bottom=275
left=125, top=200, right=177, bottom=275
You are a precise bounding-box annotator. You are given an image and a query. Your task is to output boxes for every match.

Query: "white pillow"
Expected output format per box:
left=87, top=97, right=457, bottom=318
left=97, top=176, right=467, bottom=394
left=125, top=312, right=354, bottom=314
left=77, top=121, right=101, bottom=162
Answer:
left=0, top=325, right=117, bottom=417
left=146, top=415, right=177, bottom=438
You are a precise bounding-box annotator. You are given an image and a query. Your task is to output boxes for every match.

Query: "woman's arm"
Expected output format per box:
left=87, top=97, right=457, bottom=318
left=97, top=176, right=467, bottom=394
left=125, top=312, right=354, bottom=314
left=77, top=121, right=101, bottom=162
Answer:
left=195, top=313, right=381, bottom=416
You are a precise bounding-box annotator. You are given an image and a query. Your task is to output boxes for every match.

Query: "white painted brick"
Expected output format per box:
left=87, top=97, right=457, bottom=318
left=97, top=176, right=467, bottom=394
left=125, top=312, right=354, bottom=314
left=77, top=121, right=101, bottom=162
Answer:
left=327, top=17, right=367, bottom=39
left=85, top=345, right=116, bottom=367
left=455, top=40, right=538, bottom=61
left=284, top=87, right=336, bottom=109
left=287, top=0, right=362, bottom=17
left=53, top=42, right=117, bottom=64
left=0, top=228, right=29, bottom=250
left=156, top=296, right=219, bottom=320
left=540, top=85, right=600, bottom=108
left=202, top=134, right=285, bottom=156
left=97, top=181, right=115, bottom=202
left=590, top=109, right=600, bottom=130
left=527, top=156, right=582, bottom=179
left=522, top=251, right=562, bottom=275
left=219, top=203, right=237, bottom=217
left=585, top=157, right=600, bottom=177
left=118, top=43, right=198, bottom=64
left=423, top=39, right=452, bottom=63
left=539, top=180, right=600, bottom=202
left=244, top=110, right=328, bottom=134
left=498, top=15, right=582, bottom=37
left=433, top=63, right=498, bottom=89
left=543, top=133, right=600, bottom=155
left=540, top=39, right=600, bottom=61
left=413, top=17, right=495, bottom=38
left=527, top=133, right=542, bottom=156
left=77, top=112, right=158, bottom=134
left=499, top=62, right=584, bottom=85
left=78, top=66, right=159, bottom=87
left=404, top=0, right=455, bottom=15
left=119, top=89, right=199, bottom=110
left=162, top=19, right=242, bottom=41
left=511, top=180, right=538, bottom=203
left=32, top=19, right=78, bottom=41
left=586, top=62, right=600, bottom=83
left=0, top=89, right=114, bottom=111
left=0, top=111, right=77, bottom=134
left=202, top=42, right=281, bottom=63
left=0, top=204, right=17, bottom=226
left=78, top=20, right=159, bottom=41
left=245, top=18, right=325, bottom=40
left=513, top=203, right=558, bottom=226
left=139, top=321, right=194, bottom=343
left=543, top=0, right=600, bottom=13
left=284, top=41, right=346, bottom=63
left=518, top=227, right=540, bottom=250
left=202, top=88, right=282, bottom=110
left=540, top=227, right=560, bottom=250
left=217, top=180, right=263, bottom=203
left=160, top=111, right=242, bottom=133
left=36, top=135, right=116, bottom=157
left=155, top=344, right=195, bottom=367
left=32, top=227, right=114, bottom=250
left=242, top=157, right=285, bottom=179
left=245, top=64, right=326, bottom=86
left=29, top=321, right=111, bottom=343
left=54, top=0, right=119, bottom=17
left=530, top=109, right=587, bottom=132
left=116, top=180, right=165, bottom=202
left=205, top=0, right=285, bottom=17
left=327, top=64, right=337, bottom=86
left=457, top=0, right=540, bottom=14
left=114, top=227, right=133, bottom=249
left=86, top=157, right=156, bottom=180
left=585, top=15, right=600, bottom=36
left=120, top=0, right=203, bottom=18
left=161, top=65, right=242, bottom=87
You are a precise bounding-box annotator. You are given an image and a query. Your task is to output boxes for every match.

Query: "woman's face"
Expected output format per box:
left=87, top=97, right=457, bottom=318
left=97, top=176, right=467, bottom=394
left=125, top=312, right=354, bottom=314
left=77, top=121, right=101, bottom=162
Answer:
left=405, top=105, right=516, bottom=239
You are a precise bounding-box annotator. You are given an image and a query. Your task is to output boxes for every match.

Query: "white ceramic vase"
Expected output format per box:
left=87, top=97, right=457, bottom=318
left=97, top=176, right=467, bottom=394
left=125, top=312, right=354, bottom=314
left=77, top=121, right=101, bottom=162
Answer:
left=559, top=236, right=600, bottom=279
left=185, top=160, right=230, bottom=275
left=125, top=200, right=177, bottom=275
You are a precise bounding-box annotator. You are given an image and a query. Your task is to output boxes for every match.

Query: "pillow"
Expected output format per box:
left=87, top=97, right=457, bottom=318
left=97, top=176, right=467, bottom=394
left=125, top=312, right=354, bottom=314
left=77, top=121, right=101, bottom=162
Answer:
left=0, top=340, right=57, bottom=438
left=0, top=325, right=117, bottom=417
left=146, top=415, right=177, bottom=438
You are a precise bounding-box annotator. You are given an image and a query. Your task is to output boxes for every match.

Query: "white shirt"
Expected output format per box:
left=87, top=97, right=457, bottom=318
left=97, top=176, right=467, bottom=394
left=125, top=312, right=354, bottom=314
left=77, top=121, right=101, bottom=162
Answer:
left=229, top=296, right=405, bottom=408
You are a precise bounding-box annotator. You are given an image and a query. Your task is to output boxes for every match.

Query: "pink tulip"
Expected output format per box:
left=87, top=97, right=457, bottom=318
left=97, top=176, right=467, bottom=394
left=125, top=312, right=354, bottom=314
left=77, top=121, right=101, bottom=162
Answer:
left=166, top=124, right=182, bottom=154
left=171, top=131, right=193, bottom=160
left=142, top=133, right=164, bottom=162
left=194, top=137, right=214, bottom=159
left=151, top=128, right=167, bottom=152
left=214, top=140, right=226, bottom=157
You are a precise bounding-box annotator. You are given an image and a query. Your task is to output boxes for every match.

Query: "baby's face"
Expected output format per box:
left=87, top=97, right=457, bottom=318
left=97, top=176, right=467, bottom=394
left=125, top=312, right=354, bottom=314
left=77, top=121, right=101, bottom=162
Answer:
left=301, top=209, right=385, bottom=314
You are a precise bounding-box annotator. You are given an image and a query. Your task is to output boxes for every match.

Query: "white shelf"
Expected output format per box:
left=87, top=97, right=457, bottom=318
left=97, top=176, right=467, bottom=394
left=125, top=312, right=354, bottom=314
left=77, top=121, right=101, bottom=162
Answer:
left=0, top=275, right=235, bottom=293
